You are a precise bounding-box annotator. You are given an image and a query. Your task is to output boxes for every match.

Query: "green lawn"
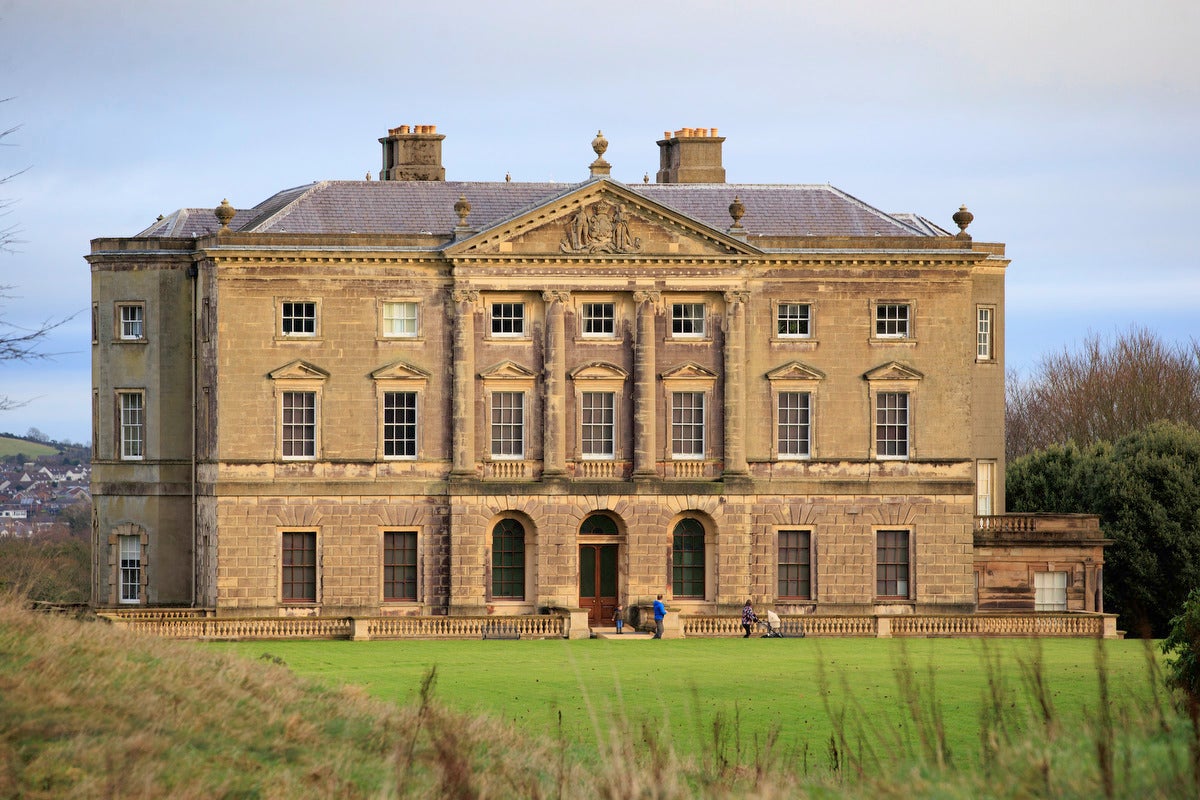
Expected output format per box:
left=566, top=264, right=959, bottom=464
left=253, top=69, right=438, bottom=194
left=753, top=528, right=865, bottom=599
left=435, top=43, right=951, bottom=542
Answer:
left=209, top=636, right=1163, bottom=768
left=0, top=436, right=58, bottom=458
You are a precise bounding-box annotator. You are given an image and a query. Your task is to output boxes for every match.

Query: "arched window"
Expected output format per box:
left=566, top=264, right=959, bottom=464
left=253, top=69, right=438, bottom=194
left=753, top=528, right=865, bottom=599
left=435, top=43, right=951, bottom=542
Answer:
left=580, top=514, right=618, bottom=536
left=492, top=519, right=526, bottom=599
left=672, top=518, right=706, bottom=598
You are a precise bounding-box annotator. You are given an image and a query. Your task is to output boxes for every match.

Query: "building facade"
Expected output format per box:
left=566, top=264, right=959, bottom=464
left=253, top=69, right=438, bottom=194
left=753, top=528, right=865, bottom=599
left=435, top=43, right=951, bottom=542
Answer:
left=89, top=126, right=1105, bottom=630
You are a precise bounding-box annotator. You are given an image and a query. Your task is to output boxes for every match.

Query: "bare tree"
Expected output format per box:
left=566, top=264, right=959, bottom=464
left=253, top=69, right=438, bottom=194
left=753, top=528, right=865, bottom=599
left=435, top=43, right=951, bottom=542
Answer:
left=1007, top=326, right=1200, bottom=459
left=1, top=98, right=72, bottom=412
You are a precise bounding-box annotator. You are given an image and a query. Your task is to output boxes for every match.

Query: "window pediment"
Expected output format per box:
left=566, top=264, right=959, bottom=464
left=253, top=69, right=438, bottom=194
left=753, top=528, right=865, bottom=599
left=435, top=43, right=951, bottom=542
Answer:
left=661, top=361, right=718, bottom=382
left=766, top=361, right=826, bottom=382
left=268, top=360, right=330, bottom=381
left=863, top=361, right=924, bottom=382
left=371, top=360, right=432, bottom=381
left=569, top=361, right=629, bottom=381
left=479, top=360, right=537, bottom=380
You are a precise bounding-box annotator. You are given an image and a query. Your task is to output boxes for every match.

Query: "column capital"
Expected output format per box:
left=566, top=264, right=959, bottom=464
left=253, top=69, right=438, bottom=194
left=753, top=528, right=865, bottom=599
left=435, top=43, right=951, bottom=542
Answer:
left=451, top=287, right=480, bottom=305
left=633, top=289, right=661, bottom=307
left=542, top=290, right=571, bottom=304
left=723, top=290, right=750, bottom=306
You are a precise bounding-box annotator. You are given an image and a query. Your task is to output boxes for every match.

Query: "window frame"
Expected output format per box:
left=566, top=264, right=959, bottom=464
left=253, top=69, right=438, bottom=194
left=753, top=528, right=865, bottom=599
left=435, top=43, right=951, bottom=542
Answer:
left=776, top=390, right=813, bottom=459
left=116, top=302, right=146, bottom=342
left=873, top=302, right=912, bottom=340
left=976, top=459, right=997, bottom=516
left=382, top=390, right=419, bottom=460
left=580, top=390, right=616, bottom=459
left=490, top=301, right=526, bottom=338
left=670, top=302, right=707, bottom=339
left=581, top=301, right=617, bottom=338
left=280, top=300, right=319, bottom=338
left=777, top=528, right=813, bottom=601
left=381, top=300, right=421, bottom=339
left=671, top=517, right=707, bottom=599
left=383, top=529, right=419, bottom=603
left=976, top=305, right=995, bottom=361
left=281, top=530, right=318, bottom=604
left=490, top=390, right=526, bottom=459
left=875, top=528, right=912, bottom=600
left=490, top=518, right=527, bottom=600
left=775, top=302, right=812, bottom=339
left=670, top=390, right=707, bottom=460
left=280, top=389, right=318, bottom=460
left=117, top=389, right=145, bottom=461
left=1034, top=570, right=1068, bottom=612
left=874, top=391, right=910, bottom=460
left=118, top=533, right=142, bottom=604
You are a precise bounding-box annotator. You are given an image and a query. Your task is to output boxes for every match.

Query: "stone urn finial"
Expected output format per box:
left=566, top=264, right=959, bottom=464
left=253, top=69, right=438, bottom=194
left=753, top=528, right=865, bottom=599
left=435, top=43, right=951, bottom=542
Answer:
left=589, top=130, right=611, bottom=177
left=454, top=195, right=471, bottom=226
left=728, top=195, right=746, bottom=229
left=953, top=204, right=974, bottom=238
left=214, top=198, right=236, bottom=230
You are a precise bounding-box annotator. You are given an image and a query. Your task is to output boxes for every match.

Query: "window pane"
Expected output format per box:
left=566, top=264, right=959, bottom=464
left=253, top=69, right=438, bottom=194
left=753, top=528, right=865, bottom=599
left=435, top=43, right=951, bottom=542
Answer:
left=777, top=391, right=811, bottom=457
left=875, top=304, right=909, bottom=338
left=491, top=392, right=525, bottom=457
left=383, top=391, right=418, bottom=458
left=582, top=302, right=615, bottom=336
left=383, top=301, right=419, bottom=337
left=976, top=461, right=995, bottom=516
left=875, top=392, right=909, bottom=458
left=384, top=531, right=418, bottom=601
left=492, top=519, right=525, bottom=599
left=778, top=530, right=811, bottom=599
left=876, top=530, right=909, bottom=598
left=777, top=303, right=810, bottom=337
left=671, top=392, right=705, bottom=457
left=672, top=518, right=705, bottom=597
left=282, top=532, right=316, bottom=603
left=977, top=307, right=992, bottom=359
left=120, top=392, right=144, bottom=460
left=671, top=303, right=705, bottom=336
left=119, top=305, right=144, bottom=340
left=491, top=302, right=524, bottom=335
left=1034, top=571, right=1068, bottom=611
left=581, top=391, right=615, bottom=457
left=282, top=302, right=316, bottom=335
left=119, top=534, right=140, bottom=603
left=282, top=391, right=316, bottom=458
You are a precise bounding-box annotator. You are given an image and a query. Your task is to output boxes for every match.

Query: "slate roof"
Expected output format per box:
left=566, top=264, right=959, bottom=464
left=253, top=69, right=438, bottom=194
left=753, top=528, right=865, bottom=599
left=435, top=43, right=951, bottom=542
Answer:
left=134, top=179, right=939, bottom=240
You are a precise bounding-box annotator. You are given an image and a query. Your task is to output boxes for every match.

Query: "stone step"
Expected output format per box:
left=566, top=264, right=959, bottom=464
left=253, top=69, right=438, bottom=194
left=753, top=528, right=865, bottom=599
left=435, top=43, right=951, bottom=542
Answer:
left=591, top=626, right=655, bottom=639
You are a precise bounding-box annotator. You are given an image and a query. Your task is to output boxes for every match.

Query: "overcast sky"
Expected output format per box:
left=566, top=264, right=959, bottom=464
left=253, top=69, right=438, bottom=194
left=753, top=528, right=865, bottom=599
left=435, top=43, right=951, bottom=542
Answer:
left=1, top=0, right=1197, bottom=444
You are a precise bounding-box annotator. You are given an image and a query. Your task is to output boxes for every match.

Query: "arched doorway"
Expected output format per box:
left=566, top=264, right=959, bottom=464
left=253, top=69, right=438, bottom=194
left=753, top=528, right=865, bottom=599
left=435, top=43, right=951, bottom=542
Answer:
left=578, top=513, right=619, bottom=626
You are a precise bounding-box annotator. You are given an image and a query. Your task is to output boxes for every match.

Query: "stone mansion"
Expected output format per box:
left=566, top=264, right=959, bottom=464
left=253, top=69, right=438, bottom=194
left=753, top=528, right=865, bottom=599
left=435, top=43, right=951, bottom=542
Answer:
left=89, top=125, right=1109, bottom=636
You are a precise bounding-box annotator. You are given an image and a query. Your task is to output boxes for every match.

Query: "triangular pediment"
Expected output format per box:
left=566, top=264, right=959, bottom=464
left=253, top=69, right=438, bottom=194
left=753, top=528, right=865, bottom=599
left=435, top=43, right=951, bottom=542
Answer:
left=371, top=360, right=432, bottom=381
left=268, top=360, right=330, bottom=380
left=479, top=360, right=537, bottom=380
left=766, top=361, right=827, bottom=382
left=661, top=361, right=719, bottom=381
left=569, top=361, right=629, bottom=380
left=863, top=361, right=924, bottom=381
left=444, top=179, right=760, bottom=259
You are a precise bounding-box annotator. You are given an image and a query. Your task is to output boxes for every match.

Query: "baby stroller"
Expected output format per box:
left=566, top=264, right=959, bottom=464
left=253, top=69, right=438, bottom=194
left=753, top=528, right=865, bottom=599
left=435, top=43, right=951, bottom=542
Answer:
left=760, top=609, right=785, bottom=638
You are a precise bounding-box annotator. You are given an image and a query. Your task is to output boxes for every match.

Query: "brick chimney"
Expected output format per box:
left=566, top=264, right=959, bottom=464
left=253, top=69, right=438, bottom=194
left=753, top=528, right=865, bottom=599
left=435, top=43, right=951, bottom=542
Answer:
left=379, top=124, right=445, bottom=181
left=656, top=127, right=725, bottom=184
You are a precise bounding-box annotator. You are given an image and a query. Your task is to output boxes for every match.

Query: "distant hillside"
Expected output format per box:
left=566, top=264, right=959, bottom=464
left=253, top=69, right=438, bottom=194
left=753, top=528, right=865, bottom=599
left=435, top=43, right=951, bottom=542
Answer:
left=0, top=436, right=59, bottom=459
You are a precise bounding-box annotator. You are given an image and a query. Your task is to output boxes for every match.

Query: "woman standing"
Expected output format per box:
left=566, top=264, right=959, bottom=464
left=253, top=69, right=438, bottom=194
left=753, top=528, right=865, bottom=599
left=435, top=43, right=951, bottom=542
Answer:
left=741, top=600, right=758, bottom=638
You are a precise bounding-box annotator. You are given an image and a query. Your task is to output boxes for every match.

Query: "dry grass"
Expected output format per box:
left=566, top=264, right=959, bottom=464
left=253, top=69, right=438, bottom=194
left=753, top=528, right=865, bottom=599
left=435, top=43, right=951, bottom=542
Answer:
left=3, top=593, right=1199, bottom=799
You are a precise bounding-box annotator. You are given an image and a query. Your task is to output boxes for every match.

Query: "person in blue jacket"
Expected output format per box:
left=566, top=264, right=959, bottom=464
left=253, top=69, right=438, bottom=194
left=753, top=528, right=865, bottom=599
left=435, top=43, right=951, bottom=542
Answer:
left=652, top=594, right=666, bottom=639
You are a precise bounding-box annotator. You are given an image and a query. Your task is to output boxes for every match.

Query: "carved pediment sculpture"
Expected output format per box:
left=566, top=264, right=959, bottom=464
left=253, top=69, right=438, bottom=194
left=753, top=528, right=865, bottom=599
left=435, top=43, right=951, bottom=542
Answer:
left=560, top=199, right=643, bottom=254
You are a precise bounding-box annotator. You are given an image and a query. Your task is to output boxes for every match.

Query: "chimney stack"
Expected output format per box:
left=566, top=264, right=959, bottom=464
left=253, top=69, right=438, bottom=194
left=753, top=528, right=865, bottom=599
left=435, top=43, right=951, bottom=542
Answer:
left=379, top=124, right=446, bottom=181
left=656, top=127, right=725, bottom=184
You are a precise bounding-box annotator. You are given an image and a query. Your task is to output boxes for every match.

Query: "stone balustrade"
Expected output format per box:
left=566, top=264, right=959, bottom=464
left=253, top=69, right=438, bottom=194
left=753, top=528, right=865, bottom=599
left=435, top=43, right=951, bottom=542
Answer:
left=683, top=613, right=1117, bottom=639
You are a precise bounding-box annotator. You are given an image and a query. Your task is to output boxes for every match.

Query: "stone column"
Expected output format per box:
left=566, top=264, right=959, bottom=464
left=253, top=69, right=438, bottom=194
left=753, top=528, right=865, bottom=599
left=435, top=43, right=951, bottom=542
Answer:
left=450, top=287, right=479, bottom=477
left=542, top=291, right=569, bottom=476
left=723, top=291, right=749, bottom=476
left=632, top=290, right=660, bottom=479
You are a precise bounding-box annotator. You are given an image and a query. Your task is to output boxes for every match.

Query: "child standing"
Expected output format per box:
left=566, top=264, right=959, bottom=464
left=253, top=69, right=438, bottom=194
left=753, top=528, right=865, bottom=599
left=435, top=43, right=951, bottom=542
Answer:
left=613, top=604, right=624, bottom=634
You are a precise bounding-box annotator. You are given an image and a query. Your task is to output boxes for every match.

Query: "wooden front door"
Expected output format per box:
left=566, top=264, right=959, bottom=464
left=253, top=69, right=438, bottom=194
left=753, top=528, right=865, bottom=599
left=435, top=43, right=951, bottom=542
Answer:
left=579, top=544, right=618, bottom=626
